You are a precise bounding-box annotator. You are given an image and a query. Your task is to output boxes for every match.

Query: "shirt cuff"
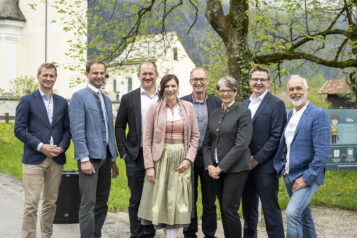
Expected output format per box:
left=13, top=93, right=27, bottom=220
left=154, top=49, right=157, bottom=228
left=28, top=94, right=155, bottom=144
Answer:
left=80, top=156, right=90, bottom=162
left=37, top=142, right=43, bottom=152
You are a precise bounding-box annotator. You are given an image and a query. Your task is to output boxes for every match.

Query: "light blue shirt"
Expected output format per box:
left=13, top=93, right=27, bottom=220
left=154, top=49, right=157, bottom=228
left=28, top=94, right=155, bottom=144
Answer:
left=36, top=89, right=54, bottom=151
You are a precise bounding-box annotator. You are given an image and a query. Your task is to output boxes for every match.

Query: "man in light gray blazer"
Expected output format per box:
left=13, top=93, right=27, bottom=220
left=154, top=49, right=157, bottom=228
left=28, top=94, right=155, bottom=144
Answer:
left=69, top=60, right=119, bottom=238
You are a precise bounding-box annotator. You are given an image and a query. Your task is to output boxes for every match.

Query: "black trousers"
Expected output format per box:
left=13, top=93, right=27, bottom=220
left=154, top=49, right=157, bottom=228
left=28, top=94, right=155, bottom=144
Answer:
left=77, top=155, right=111, bottom=238
left=217, top=171, right=249, bottom=238
left=125, top=151, right=155, bottom=238
left=242, top=170, right=284, bottom=238
left=183, top=153, right=217, bottom=238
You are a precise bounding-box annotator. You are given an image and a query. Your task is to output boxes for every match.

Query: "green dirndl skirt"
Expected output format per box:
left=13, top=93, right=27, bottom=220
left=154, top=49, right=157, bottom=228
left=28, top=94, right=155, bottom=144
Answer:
left=138, top=140, right=192, bottom=229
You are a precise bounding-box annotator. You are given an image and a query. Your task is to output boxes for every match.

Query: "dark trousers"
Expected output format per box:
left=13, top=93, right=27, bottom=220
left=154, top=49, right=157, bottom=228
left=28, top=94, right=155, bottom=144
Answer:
left=242, top=170, right=284, bottom=238
left=217, top=171, right=249, bottom=238
left=183, top=153, right=217, bottom=238
left=125, top=151, right=155, bottom=238
left=77, top=155, right=111, bottom=238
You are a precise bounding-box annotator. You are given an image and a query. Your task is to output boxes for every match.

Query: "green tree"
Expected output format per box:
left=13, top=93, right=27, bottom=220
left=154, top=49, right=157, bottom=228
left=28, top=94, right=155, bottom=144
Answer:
left=11, top=76, right=38, bottom=99
left=43, top=0, right=357, bottom=103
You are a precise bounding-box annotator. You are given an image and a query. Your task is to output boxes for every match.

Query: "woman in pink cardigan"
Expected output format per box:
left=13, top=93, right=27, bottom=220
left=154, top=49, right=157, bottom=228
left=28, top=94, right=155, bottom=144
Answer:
left=138, top=74, right=200, bottom=238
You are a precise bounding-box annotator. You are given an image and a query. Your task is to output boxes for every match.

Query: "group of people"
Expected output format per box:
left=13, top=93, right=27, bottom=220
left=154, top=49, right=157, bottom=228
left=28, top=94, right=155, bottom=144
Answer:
left=14, top=60, right=330, bottom=238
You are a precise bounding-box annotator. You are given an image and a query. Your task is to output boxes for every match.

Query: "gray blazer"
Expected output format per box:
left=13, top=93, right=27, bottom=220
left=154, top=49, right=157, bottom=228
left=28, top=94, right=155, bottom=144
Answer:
left=202, top=103, right=253, bottom=173
left=69, top=87, right=118, bottom=161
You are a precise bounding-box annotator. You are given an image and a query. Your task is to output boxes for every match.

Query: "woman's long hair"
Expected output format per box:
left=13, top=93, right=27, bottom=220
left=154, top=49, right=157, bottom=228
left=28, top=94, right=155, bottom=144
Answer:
left=158, top=74, right=179, bottom=101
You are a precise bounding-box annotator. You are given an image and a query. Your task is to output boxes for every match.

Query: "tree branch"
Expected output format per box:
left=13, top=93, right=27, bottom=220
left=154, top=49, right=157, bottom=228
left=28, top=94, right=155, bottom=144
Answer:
left=205, top=0, right=227, bottom=42
left=334, top=38, right=349, bottom=61
left=255, top=51, right=357, bottom=68
left=187, top=0, right=198, bottom=34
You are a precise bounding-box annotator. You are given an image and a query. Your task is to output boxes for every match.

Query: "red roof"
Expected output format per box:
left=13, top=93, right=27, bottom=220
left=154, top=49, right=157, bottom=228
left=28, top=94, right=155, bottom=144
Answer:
left=319, top=79, right=350, bottom=95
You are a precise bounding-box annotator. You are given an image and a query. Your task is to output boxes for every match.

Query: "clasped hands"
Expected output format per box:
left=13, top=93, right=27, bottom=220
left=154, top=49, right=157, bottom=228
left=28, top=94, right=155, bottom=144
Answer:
left=207, top=165, right=222, bottom=179
left=40, top=144, right=63, bottom=158
left=146, top=159, right=192, bottom=184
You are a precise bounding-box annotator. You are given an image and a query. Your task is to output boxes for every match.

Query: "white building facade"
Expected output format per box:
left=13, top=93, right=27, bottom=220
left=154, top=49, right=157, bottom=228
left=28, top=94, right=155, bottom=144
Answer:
left=107, top=32, right=197, bottom=101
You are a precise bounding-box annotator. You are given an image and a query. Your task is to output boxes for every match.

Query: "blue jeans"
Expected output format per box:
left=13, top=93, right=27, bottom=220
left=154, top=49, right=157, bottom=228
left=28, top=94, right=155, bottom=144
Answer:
left=284, top=176, right=319, bottom=238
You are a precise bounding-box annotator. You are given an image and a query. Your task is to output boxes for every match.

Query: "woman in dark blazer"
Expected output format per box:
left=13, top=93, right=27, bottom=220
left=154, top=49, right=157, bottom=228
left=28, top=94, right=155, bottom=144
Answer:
left=202, top=75, right=253, bottom=238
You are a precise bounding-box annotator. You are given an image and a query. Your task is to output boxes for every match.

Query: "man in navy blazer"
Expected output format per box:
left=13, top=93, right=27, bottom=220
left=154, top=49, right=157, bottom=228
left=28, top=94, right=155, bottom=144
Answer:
left=274, top=75, right=330, bottom=238
left=14, top=63, right=71, bottom=238
left=181, top=67, right=221, bottom=238
left=242, top=65, right=286, bottom=238
left=69, top=60, right=119, bottom=238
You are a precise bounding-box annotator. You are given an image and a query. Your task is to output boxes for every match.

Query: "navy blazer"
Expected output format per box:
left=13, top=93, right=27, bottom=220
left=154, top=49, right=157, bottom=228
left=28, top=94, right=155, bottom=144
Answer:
left=14, top=90, right=71, bottom=165
left=243, top=92, right=287, bottom=172
left=273, top=103, right=331, bottom=185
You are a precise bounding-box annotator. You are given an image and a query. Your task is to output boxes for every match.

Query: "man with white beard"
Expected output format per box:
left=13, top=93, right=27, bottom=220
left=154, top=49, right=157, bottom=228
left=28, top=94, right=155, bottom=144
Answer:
left=273, top=75, right=331, bottom=238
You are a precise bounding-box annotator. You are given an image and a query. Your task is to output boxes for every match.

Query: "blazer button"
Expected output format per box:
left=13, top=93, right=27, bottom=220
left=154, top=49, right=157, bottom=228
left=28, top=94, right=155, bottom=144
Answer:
left=218, top=121, right=221, bottom=124
left=216, top=128, right=219, bottom=132
left=102, top=119, right=104, bottom=123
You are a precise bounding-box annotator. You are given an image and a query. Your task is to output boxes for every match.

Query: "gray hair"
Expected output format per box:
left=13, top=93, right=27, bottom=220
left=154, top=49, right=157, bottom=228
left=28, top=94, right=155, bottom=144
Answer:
left=216, top=75, right=238, bottom=92
left=288, top=75, right=309, bottom=89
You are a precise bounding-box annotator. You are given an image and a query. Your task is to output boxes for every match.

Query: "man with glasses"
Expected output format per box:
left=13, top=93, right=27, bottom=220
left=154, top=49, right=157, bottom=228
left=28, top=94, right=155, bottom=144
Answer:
left=181, top=67, right=221, bottom=238
left=242, top=65, right=286, bottom=238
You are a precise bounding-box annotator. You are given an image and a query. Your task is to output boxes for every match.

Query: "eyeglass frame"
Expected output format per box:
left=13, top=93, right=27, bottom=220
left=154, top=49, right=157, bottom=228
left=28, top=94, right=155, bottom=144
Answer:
left=218, top=89, right=235, bottom=94
left=190, top=78, right=208, bottom=83
left=250, top=77, right=269, bottom=83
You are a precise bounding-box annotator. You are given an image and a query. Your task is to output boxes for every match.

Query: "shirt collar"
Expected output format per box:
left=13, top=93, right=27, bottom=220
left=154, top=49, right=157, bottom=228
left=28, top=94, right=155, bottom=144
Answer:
left=39, top=88, right=53, bottom=100
left=192, top=93, right=208, bottom=104
left=222, top=101, right=236, bottom=112
left=140, top=87, right=158, bottom=98
left=88, top=83, right=101, bottom=94
left=249, top=90, right=268, bottom=103
left=293, top=101, right=309, bottom=115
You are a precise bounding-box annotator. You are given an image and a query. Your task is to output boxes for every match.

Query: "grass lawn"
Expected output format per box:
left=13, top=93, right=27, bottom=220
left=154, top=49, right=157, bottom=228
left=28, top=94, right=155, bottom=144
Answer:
left=1, top=123, right=356, bottom=219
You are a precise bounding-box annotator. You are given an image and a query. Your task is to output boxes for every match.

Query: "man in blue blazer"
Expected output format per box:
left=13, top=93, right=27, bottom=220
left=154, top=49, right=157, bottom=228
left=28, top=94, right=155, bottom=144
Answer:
left=242, top=65, right=286, bottom=238
left=274, top=75, right=330, bottom=238
left=14, top=63, right=71, bottom=238
left=69, top=60, right=119, bottom=238
left=181, top=67, right=221, bottom=238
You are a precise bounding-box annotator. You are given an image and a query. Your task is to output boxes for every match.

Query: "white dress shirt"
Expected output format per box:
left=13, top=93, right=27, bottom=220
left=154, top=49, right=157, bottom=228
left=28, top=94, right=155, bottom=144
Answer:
left=140, top=87, right=159, bottom=145
left=284, top=102, right=309, bottom=174
left=36, top=89, right=54, bottom=151
left=248, top=90, right=268, bottom=119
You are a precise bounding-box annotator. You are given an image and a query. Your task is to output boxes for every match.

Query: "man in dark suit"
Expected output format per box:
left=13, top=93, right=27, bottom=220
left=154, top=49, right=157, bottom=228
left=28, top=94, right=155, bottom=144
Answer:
left=14, top=63, right=71, bottom=238
left=242, top=65, right=286, bottom=238
left=181, top=67, right=221, bottom=238
left=115, top=60, right=158, bottom=238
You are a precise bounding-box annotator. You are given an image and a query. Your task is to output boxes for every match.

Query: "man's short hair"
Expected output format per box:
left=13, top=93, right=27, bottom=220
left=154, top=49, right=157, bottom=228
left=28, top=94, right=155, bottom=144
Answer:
left=86, top=59, right=106, bottom=73
left=249, top=65, right=270, bottom=80
left=288, top=75, right=309, bottom=89
left=138, top=60, right=158, bottom=74
left=37, top=63, right=57, bottom=77
left=190, top=67, right=208, bottom=78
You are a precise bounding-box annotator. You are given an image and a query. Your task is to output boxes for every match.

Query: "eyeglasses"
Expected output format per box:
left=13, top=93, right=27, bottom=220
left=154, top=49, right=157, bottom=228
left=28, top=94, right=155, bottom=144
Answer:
left=250, top=78, right=268, bottom=83
left=190, top=78, right=208, bottom=83
left=218, top=89, right=234, bottom=94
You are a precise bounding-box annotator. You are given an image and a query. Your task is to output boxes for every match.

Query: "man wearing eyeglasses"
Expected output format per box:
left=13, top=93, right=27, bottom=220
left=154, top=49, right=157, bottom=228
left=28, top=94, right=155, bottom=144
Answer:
left=181, top=67, right=221, bottom=238
left=242, top=65, right=286, bottom=238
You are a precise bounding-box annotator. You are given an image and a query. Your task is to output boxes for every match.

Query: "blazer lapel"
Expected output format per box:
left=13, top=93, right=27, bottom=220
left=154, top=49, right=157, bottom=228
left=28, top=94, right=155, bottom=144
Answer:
left=51, top=94, right=61, bottom=126
left=34, top=90, right=51, bottom=127
left=134, top=88, right=142, bottom=138
left=252, top=92, right=271, bottom=123
left=292, top=103, right=312, bottom=143
left=242, top=99, right=250, bottom=108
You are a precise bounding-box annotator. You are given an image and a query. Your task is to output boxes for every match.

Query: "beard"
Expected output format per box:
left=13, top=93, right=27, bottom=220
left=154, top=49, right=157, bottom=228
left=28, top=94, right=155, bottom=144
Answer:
left=290, top=91, right=308, bottom=107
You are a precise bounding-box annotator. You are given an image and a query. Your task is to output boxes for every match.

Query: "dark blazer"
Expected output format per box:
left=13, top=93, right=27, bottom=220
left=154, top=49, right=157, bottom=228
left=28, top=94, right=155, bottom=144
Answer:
left=180, top=93, right=221, bottom=118
left=203, top=104, right=253, bottom=173
left=115, top=88, right=142, bottom=160
left=14, top=90, right=71, bottom=165
left=243, top=92, right=287, bottom=172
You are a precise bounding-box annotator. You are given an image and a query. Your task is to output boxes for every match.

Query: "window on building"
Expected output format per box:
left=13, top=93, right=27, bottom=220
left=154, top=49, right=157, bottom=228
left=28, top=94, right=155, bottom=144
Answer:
left=173, top=47, right=178, bottom=60
left=113, top=79, right=117, bottom=92
left=127, top=77, right=132, bottom=92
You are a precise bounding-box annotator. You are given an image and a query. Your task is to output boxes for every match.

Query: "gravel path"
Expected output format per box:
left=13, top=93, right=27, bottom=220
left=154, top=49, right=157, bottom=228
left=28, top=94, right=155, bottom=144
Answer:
left=1, top=172, right=356, bottom=237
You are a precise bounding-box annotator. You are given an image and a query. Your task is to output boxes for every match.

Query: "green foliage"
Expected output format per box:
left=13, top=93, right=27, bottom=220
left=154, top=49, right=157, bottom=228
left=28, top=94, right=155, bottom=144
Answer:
left=1, top=123, right=357, bottom=215
left=11, top=76, right=38, bottom=99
